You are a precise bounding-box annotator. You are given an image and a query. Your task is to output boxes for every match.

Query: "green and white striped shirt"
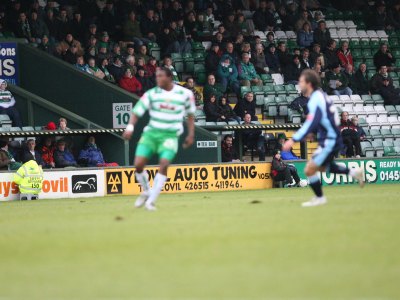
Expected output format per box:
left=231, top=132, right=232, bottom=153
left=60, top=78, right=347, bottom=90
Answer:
left=132, top=84, right=196, bottom=135
left=0, top=90, right=15, bottom=108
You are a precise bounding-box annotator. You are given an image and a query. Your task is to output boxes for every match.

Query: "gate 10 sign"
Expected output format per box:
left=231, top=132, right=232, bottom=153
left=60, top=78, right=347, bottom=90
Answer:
left=0, top=43, right=18, bottom=85
left=112, top=103, right=133, bottom=128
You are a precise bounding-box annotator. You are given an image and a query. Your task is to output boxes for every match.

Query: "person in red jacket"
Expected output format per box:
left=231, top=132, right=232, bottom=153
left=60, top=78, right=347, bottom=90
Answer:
left=119, top=68, right=143, bottom=96
left=337, top=41, right=354, bottom=68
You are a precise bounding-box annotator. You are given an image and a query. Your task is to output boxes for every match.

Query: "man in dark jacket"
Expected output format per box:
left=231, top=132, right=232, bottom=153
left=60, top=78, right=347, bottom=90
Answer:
left=370, top=65, right=400, bottom=105
left=313, top=20, right=331, bottom=50
left=140, top=9, right=159, bottom=41
left=353, top=63, right=370, bottom=95
left=253, top=0, right=272, bottom=31
left=234, top=93, right=257, bottom=121
left=373, top=43, right=396, bottom=71
left=277, top=41, right=291, bottom=72
left=326, top=63, right=352, bottom=96
left=265, top=43, right=280, bottom=73
left=54, top=140, right=78, bottom=168
left=204, top=94, right=223, bottom=122
left=284, top=55, right=304, bottom=84
left=271, top=150, right=301, bottom=187
left=78, top=136, right=106, bottom=167
left=22, top=139, right=44, bottom=166
left=205, top=44, right=221, bottom=73
left=203, top=74, right=225, bottom=101
left=324, top=39, right=339, bottom=70
left=242, top=114, right=265, bottom=161
left=221, top=135, right=240, bottom=162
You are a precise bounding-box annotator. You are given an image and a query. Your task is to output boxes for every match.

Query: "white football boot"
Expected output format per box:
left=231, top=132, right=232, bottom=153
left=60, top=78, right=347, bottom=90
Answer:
left=134, top=191, right=149, bottom=208
left=350, top=167, right=365, bottom=188
left=302, top=196, right=327, bottom=207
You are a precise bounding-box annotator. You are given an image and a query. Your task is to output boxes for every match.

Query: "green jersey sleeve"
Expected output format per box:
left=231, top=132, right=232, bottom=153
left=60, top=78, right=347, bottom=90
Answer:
left=132, top=92, right=150, bottom=117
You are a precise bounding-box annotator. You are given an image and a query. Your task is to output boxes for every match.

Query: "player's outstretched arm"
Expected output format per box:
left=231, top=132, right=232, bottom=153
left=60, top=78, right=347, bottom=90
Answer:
left=183, top=115, right=195, bottom=149
left=122, top=113, right=139, bottom=140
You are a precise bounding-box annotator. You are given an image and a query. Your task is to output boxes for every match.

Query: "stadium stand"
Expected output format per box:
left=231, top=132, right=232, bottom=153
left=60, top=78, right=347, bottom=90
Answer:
left=2, top=0, right=400, bottom=162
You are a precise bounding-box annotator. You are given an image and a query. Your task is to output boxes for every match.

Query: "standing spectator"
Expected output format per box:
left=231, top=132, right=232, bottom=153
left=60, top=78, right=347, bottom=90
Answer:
left=271, top=150, right=301, bottom=187
left=326, top=63, right=352, bottom=96
left=324, top=39, right=340, bottom=70
left=297, top=22, right=313, bottom=48
left=0, top=79, right=23, bottom=127
left=340, top=111, right=361, bottom=158
left=284, top=55, right=304, bottom=84
left=119, top=68, right=143, bottom=95
left=252, top=44, right=269, bottom=74
left=238, top=53, right=263, bottom=87
left=219, top=96, right=241, bottom=123
left=277, top=41, right=291, bottom=72
left=265, top=43, right=280, bottom=73
left=313, top=20, right=330, bottom=50
left=22, top=139, right=44, bottom=165
left=203, top=74, right=225, bottom=101
left=184, top=77, right=203, bottom=108
left=241, top=113, right=265, bottom=161
left=205, top=43, right=221, bottom=73
left=40, top=136, right=55, bottom=169
left=221, top=135, right=240, bottom=162
left=234, top=92, right=257, bottom=121
left=370, top=66, right=400, bottom=105
left=217, top=55, right=240, bottom=96
left=14, top=12, right=32, bottom=42
left=54, top=140, right=78, bottom=168
left=204, top=95, right=224, bottom=122
left=374, top=43, right=396, bottom=71
left=353, top=63, right=370, bottom=95
left=337, top=41, right=354, bottom=68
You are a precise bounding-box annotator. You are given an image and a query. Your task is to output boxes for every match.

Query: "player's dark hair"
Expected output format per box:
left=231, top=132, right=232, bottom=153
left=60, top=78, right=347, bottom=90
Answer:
left=301, top=69, right=321, bottom=90
left=159, top=67, right=173, bottom=78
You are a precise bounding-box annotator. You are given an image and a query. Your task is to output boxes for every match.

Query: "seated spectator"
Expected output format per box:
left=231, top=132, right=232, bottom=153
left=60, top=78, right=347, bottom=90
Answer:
left=218, top=96, right=241, bottom=123
left=75, top=56, right=90, bottom=73
left=136, top=67, right=154, bottom=94
left=54, top=140, right=78, bottom=168
left=38, top=35, right=53, bottom=54
left=204, top=95, right=224, bottom=122
left=205, top=44, right=221, bottom=74
left=125, top=55, right=137, bottom=76
left=337, top=41, right=354, bottom=68
left=271, top=150, right=301, bottom=187
left=340, top=111, right=362, bottom=158
left=99, top=57, right=116, bottom=84
left=158, top=25, right=180, bottom=56
left=352, top=117, right=366, bottom=142
left=184, top=77, right=203, bottom=108
left=40, top=137, right=55, bottom=169
left=242, top=113, right=265, bottom=161
left=343, top=64, right=357, bottom=93
left=136, top=45, right=151, bottom=64
left=251, top=44, right=269, bottom=74
left=265, top=32, right=276, bottom=47
left=369, top=2, right=390, bottom=31
left=78, top=136, right=118, bottom=167
left=265, top=43, right=280, bottom=73
left=203, top=74, right=225, bottom=101
left=310, top=43, right=326, bottom=70
left=353, top=63, right=370, bottom=95
left=58, top=118, right=70, bottom=131
left=324, top=39, right=339, bottom=69
left=284, top=55, right=304, bottom=84
left=297, top=22, right=313, bottom=48
left=313, top=20, right=330, bottom=50
left=253, top=0, right=271, bottom=32
left=234, top=92, right=258, bottom=121
left=221, top=135, right=240, bottom=162
left=22, top=139, right=44, bottom=166
left=108, top=56, right=125, bottom=82
left=119, top=68, right=143, bottom=95
left=163, top=56, right=180, bottom=82
left=371, top=65, right=400, bottom=104
left=301, top=48, right=313, bottom=69
left=295, top=10, right=311, bottom=32
left=0, top=80, right=23, bottom=127
left=374, top=43, right=396, bottom=71
left=238, top=53, right=263, bottom=87
left=217, top=54, right=240, bottom=96
left=326, top=63, right=352, bottom=96
left=87, top=57, right=105, bottom=79
left=145, top=57, right=157, bottom=78
left=224, top=42, right=240, bottom=64
left=0, top=139, right=22, bottom=170
left=123, top=11, right=149, bottom=47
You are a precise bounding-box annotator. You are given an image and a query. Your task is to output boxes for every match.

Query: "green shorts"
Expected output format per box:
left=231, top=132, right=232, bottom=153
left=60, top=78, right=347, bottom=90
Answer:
left=135, top=129, right=179, bottom=161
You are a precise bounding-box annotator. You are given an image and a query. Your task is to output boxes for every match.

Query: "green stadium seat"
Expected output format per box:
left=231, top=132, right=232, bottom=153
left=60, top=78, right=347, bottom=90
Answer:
left=384, top=146, right=397, bottom=156
left=349, top=40, right=361, bottom=49
left=288, top=108, right=302, bottom=123
left=385, top=105, right=397, bottom=116
left=274, top=85, right=286, bottom=95
left=148, top=42, right=161, bottom=61
left=381, top=129, right=395, bottom=141
left=365, top=59, right=374, bottom=69
left=260, top=74, right=273, bottom=84
left=263, top=84, right=275, bottom=96
left=171, top=53, right=184, bottom=73
left=264, top=96, right=277, bottom=117
left=362, top=49, right=373, bottom=59
left=360, top=40, right=370, bottom=49
left=193, top=64, right=206, bottom=84
left=370, top=129, right=383, bottom=139
left=392, top=128, right=400, bottom=139
left=195, top=119, right=206, bottom=126
left=240, top=86, right=251, bottom=97
left=352, top=48, right=362, bottom=59
left=191, top=42, right=205, bottom=53
left=361, top=95, right=374, bottom=105
left=0, top=114, right=12, bottom=126
left=372, top=140, right=385, bottom=157
left=390, top=72, right=399, bottom=81
left=396, top=105, right=400, bottom=113
left=182, top=53, right=194, bottom=73
left=284, top=84, right=297, bottom=95
left=195, top=109, right=206, bottom=120
left=251, top=86, right=265, bottom=106
left=193, top=52, right=206, bottom=64
left=372, top=94, right=384, bottom=105
left=275, top=96, right=288, bottom=116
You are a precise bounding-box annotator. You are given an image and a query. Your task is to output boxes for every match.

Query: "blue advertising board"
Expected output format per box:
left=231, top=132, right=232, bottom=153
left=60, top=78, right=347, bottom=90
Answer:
left=0, top=42, right=18, bottom=85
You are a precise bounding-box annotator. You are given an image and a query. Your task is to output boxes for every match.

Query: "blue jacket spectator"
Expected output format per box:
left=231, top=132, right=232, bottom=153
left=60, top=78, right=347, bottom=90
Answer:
left=297, top=23, right=314, bottom=48
left=281, top=151, right=300, bottom=160
left=54, top=140, right=78, bottom=168
left=74, top=56, right=91, bottom=73
left=78, top=136, right=105, bottom=167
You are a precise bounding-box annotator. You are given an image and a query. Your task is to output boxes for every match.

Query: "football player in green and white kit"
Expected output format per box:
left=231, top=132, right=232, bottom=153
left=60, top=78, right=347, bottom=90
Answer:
left=122, top=67, right=196, bottom=211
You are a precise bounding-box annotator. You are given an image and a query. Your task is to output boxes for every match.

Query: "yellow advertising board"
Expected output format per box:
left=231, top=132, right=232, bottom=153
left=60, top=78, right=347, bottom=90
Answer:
left=104, top=163, right=273, bottom=195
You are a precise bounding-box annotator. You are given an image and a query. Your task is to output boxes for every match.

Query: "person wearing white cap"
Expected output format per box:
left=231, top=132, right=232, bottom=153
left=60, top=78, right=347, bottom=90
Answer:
left=0, top=80, right=23, bottom=127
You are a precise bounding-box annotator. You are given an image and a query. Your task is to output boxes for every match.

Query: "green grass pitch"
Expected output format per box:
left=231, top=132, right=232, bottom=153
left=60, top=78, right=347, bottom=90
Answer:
left=1, top=185, right=400, bottom=300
